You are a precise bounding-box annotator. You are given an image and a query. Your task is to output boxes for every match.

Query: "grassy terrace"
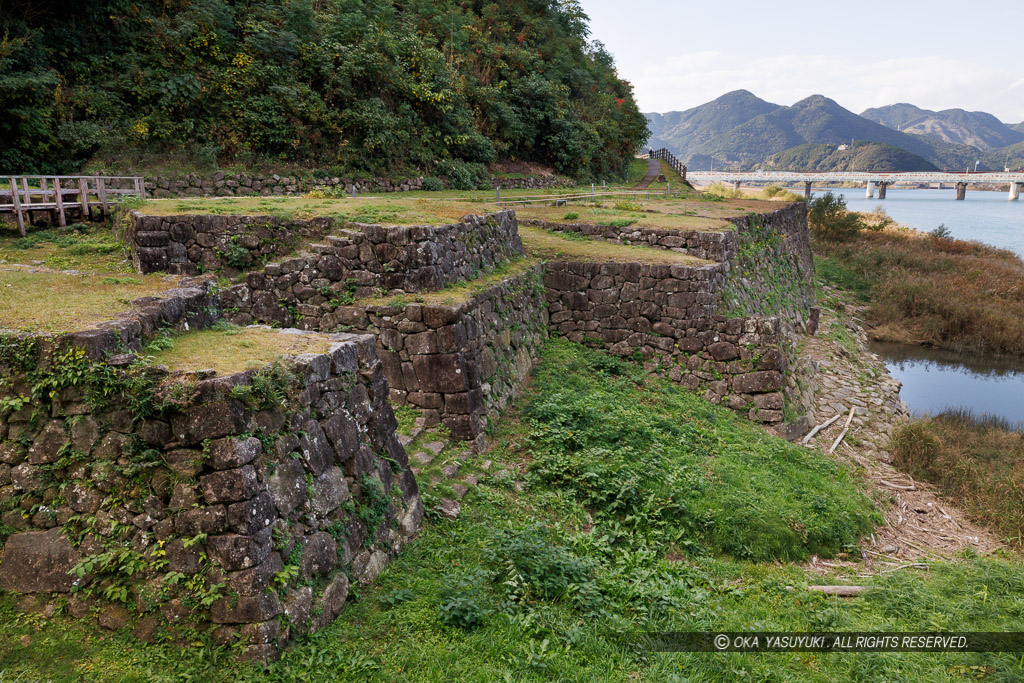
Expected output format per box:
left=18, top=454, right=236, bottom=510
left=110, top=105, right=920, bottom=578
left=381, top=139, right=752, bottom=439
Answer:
left=519, top=225, right=707, bottom=264
left=135, top=190, right=784, bottom=233
left=0, top=222, right=134, bottom=273
left=0, top=270, right=180, bottom=333
left=147, top=326, right=335, bottom=375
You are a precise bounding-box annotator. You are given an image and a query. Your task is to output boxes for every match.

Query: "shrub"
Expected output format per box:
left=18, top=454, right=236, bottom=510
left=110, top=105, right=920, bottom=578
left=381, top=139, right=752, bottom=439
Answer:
left=562, top=211, right=579, bottom=221
left=808, top=191, right=863, bottom=240
left=435, top=160, right=489, bottom=191
left=485, top=525, right=597, bottom=603
left=438, top=570, right=490, bottom=629
left=420, top=177, right=444, bottom=192
left=704, top=182, right=743, bottom=199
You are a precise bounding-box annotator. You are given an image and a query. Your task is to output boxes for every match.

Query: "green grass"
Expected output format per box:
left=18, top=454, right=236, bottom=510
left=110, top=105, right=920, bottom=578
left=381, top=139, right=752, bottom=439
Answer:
left=3, top=340, right=1024, bottom=681
left=0, top=270, right=181, bottom=332
left=0, top=222, right=135, bottom=273
left=146, top=326, right=335, bottom=375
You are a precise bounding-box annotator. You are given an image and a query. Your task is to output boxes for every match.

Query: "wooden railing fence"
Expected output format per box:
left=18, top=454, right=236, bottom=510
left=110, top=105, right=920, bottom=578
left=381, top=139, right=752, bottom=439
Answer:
left=0, top=175, right=145, bottom=236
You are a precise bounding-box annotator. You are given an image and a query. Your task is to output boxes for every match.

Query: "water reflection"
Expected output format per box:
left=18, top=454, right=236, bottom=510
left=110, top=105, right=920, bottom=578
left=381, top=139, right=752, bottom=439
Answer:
left=870, top=341, right=1024, bottom=427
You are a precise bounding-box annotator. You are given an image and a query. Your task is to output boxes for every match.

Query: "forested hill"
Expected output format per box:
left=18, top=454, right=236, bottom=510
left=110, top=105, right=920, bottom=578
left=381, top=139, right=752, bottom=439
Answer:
left=0, top=0, right=648, bottom=180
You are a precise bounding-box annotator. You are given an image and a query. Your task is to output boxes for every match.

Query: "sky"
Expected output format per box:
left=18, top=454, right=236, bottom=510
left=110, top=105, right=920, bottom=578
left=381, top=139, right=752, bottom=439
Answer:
left=580, top=0, right=1024, bottom=123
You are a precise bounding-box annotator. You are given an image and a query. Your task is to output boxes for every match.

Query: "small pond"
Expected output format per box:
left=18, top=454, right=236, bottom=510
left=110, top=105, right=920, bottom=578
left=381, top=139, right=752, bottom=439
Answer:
left=870, top=341, right=1024, bottom=427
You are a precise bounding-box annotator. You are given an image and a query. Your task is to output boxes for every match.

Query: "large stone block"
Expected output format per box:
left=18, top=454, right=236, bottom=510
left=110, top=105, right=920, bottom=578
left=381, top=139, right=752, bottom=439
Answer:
left=732, top=371, right=784, bottom=394
left=412, top=354, right=469, bottom=393
left=207, top=528, right=273, bottom=571
left=0, top=529, right=80, bottom=592
left=200, top=466, right=258, bottom=504
left=170, top=400, right=248, bottom=445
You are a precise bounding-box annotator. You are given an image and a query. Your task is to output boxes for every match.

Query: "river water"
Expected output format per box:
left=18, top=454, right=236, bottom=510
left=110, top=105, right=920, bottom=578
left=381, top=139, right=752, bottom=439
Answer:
left=819, top=187, right=1024, bottom=424
left=830, top=187, right=1024, bottom=258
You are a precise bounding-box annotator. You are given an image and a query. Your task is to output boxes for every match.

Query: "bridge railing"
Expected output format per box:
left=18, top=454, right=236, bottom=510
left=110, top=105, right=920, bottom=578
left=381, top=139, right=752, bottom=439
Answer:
left=0, top=175, right=145, bottom=236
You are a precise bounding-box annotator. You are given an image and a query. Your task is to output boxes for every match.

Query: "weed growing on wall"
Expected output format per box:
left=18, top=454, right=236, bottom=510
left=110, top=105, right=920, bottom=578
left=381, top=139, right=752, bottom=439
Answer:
left=718, top=215, right=813, bottom=320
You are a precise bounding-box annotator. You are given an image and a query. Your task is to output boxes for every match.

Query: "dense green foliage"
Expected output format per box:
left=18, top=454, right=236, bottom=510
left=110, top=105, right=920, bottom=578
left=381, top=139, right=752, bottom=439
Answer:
left=0, top=0, right=647, bottom=179
left=522, top=340, right=878, bottom=561
left=808, top=191, right=864, bottom=241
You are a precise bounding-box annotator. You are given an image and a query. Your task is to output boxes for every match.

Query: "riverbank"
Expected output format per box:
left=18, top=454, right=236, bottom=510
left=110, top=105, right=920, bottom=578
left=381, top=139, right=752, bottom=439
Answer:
left=798, top=287, right=1002, bottom=559
left=813, top=215, right=1024, bottom=356
left=812, top=205, right=1024, bottom=550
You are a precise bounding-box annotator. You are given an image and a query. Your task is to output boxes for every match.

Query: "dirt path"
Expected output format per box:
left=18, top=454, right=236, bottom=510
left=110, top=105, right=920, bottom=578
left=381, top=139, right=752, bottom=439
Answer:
left=795, top=290, right=1003, bottom=573
left=631, top=157, right=660, bottom=189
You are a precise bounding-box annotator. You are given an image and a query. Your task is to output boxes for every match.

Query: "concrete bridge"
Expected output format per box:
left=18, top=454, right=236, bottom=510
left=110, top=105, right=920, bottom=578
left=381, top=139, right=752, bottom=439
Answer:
left=686, top=170, right=1024, bottom=201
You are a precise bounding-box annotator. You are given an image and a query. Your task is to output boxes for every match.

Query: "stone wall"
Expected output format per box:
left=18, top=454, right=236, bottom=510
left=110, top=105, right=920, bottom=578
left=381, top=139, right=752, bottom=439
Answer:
left=492, top=176, right=572, bottom=190
left=134, top=210, right=522, bottom=283
left=6, top=277, right=219, bottom=361
left=0, top=296, right=420, bottom=661
left=525, top=203, right=811, bottom=269
left=131, top=213, right=333, bottom=275
left=544, top=260, right=790, bottom=422
left=329, top=265, right=548, bottom=442
left=145, top=173, right=426, bottom=198
left=217, top=211, right=524, bottom=326
left=143, top=172, right=571, bottom=199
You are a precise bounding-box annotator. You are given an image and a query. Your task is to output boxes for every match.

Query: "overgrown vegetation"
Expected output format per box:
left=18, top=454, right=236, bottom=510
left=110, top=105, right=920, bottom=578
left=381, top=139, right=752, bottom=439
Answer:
left=814, top=219, right=1024, bottom=355
left=1, top=0, right=647, bottom=180
left=808, top=191, right=865, bottom=241
left=4, top=339, right=1024, bottom=680
left=892, top=409, right=1024, bottom=546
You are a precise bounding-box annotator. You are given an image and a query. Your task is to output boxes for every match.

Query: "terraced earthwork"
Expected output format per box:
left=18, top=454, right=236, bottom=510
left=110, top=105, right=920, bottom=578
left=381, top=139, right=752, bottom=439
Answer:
left=0, top=193, right=814, bottom=659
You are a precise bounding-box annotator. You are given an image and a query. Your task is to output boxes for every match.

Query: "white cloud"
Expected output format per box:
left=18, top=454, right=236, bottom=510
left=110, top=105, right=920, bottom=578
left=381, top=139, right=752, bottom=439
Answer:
left=635, top=51, right=1024, bottom=122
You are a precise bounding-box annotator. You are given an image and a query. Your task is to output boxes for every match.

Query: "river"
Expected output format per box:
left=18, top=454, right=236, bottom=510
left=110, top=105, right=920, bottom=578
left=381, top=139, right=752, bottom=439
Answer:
left=831, top=187, right=1024, bottom=258
left=819, top=187, right=1024, bottom=425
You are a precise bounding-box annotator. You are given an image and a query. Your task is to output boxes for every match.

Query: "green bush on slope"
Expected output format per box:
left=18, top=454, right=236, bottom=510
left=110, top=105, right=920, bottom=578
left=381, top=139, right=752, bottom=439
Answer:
left=0, top=0, right=648, bottom=179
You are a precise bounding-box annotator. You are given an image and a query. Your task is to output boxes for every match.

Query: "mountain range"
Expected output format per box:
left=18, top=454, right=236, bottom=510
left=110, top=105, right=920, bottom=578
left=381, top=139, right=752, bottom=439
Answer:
left=646, top=91, right=1024, bottom=172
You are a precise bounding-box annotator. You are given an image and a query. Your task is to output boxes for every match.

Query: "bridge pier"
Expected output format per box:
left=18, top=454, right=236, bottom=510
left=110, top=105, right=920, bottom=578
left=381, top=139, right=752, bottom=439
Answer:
left=1010, top=182, right=1021, bottom=201
left=804, top=181, right=812, bottom=198
left=865, top=181, right=876, bottom=199
left=877, top=182, right=887, bottom=200
left=734, top=181, right=741, bottom=191
left=955, top=182, right=967, bottom=200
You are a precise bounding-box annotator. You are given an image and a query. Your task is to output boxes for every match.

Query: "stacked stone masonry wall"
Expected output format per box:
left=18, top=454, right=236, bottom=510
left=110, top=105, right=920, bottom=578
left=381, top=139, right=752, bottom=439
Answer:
left=135, top=210, right=523, bottom=290
left=137, top=203, right=813, bottom=435
left=526, top=203, right=810, bottom=268
left=545, top=260, right=790, bottom=421
left=328, top=265, right=549, bottom=441
left=0, top=286, right=421, bottom=660
left=143, top=172, right=569, bottom=199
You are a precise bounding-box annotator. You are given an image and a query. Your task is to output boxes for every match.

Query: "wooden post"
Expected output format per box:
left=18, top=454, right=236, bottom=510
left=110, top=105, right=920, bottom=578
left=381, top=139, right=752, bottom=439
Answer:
left=78, top=178, right=90, bottom=220
left=39, top=177, right=52, bottom=226
left=20, top=177, right=31, bottom=224
left=9, top=177, right=26, bottom=236
left=53, top=178, right=66, bottom=227
left=97, top=177, right=109, bottom=216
